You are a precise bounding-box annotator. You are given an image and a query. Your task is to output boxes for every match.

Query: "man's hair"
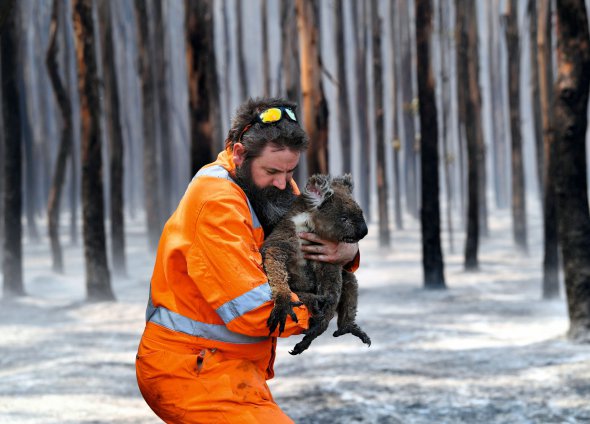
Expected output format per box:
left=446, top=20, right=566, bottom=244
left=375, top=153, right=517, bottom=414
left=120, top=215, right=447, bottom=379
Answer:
left=225, top=97, right=309, bottom=160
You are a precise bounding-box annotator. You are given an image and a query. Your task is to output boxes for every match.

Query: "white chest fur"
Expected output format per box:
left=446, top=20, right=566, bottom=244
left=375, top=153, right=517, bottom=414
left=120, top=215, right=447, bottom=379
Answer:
left=291, top=212, right=314, bottom=266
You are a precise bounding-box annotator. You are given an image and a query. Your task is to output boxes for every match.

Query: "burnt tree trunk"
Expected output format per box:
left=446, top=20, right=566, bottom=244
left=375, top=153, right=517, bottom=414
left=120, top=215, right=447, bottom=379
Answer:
left=457, top=0, right=480, bottom=269
left=236, top=0, right=248, bottom=100
left=296, top=0, right=329, bottom=176
left=351, top=0, right=371, bottom=216
left=504, top=0, right=528, bottom=252
left=390, top=0, right=403, bottom=230
left=334, top=0, right=352, bottom=174
left=134, top=0, right=161, bottom=251
left=528, top=0, right=545, bottom=201
left=261, top=0, right=270, bottom=96
left=186, top=0, right=219, bottom=175
left=438, top=0, right=453, bottom=251
left=2, top=0, right=24, bottom=297
left=538, top=0, right=560, bottom=299
left=468, top=2, right=488, bottom=238
left=152, top=2, right=173, bottom=219
left=73, top=0, right=114, bottom=301
left=400, top=0, right=418, bottom=219
left=99, top=0, right=126, bottom=276
left=416, top=0, right=445, bottom=289
left=371, top=0, right=390, bottom=247
left=46, top=0, right=73, bottom=273
left=553, top=0, right=590, bottom=341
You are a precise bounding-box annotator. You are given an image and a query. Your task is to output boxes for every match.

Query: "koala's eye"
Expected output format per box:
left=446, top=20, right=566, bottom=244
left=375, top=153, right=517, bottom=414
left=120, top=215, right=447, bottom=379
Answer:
left=340, top=216, right=348, bottom=222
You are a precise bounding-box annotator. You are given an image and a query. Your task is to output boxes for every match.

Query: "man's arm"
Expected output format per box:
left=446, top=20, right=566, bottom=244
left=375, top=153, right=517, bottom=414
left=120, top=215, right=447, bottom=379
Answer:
left=297, top=232, right=360, bottom=270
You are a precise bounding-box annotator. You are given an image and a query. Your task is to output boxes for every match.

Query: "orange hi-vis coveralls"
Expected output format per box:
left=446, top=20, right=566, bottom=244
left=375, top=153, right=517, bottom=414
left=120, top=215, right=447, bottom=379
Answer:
left=136, top=149, right=311, bottom=423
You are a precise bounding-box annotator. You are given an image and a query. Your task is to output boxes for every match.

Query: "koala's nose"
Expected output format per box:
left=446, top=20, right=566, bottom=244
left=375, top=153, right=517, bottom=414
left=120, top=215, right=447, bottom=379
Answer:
left=358, top=220, right=368, bottom=239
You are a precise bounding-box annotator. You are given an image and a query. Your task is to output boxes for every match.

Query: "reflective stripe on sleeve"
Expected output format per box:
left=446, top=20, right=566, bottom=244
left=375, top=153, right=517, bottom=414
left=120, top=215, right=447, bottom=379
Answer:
left=215, top=283, right=272, bottom=324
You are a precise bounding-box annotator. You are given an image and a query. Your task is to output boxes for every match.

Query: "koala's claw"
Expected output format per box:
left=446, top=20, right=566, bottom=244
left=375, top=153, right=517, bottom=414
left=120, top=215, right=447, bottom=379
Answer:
left=333, top=323, right=371, bottom=346
left=267, top=298, right=304, bottom=336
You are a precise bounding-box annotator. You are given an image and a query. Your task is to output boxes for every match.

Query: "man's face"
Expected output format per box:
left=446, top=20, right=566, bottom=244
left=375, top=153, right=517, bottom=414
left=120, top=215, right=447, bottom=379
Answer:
left=233, top=143, right=300, bottom=233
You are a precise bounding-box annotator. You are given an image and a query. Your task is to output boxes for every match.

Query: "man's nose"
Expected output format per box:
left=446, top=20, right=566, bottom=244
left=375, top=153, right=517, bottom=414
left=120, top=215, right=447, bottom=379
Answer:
left=273, top=176, right=287, bottom=190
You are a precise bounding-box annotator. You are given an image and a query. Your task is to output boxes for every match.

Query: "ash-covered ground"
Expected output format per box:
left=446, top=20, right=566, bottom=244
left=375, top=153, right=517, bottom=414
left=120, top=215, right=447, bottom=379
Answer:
left=1, top=209, right=589, bottom=423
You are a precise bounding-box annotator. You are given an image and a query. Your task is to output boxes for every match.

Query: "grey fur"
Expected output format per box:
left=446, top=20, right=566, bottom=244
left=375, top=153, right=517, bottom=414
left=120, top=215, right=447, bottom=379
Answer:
left=262, top=174, right=371, bottom=354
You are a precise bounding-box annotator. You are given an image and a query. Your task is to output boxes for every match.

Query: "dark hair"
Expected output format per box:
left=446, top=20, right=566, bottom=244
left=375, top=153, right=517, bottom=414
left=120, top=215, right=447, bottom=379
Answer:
left=225, top=97, right=309, bottom=160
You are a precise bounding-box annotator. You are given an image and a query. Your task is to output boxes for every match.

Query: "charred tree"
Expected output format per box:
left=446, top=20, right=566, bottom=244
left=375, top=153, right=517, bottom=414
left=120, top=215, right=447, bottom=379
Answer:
left=134, top=0, right=161, bottom=251
left=261, top=0, right=271, bottom=96
left=390, top=0, right=403, bottom=230
left=553, top=0, right=590, bottom=341
left=528, top=0, right=544, bottom=201
left=416, top=0, right=445, bottom=289
left=73, top=0, right=114, bottom=301
left=371, top=0, right=390, bottom=247
left=538, top=0, right=559, bottom=299
left=334, top=0, right=352, bottom=174
left=351, top=0, right=371, bottom=216
left=46, top=0, right=73, bottom=273
left=236, top=0, right=249, bottom=100
left=99, top=1, right=126, bottom=276
left=399, top=0, right=419, bottom=219
left=186, top=0, right=220, bottom=175
left=152, top=2, right=173, bottom=219
left=2, top=0, right=24, bottom=297
left=437, top=0, right=453, bottom=251
left=504, top=0, right=528, bottom=251
left=296, top=0, right=329, bottom=176
left=457, top=0, right=480, bottom=269
left=468, top=2, right=488, bottom=238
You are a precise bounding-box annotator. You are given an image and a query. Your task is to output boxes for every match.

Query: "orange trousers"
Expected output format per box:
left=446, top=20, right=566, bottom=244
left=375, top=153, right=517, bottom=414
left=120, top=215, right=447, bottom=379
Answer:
left=136, top=324, right=294, bottom=423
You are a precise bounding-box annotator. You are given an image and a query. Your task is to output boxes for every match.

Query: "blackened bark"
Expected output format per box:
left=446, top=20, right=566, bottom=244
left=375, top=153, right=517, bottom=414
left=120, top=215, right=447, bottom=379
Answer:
left=46, top=0, right=73, bottom=273
left=73, top=0, right=114, bottom=301
left=390, top=0, right=403, bottom=230
left=152, top=2, right=173, bottom=218
left=538, top=0, right=559, bottom=299
left=296, top=0, right=329, bottom=176
left=416, top=0, right=445, bottom=289
left=553, top=0, right=590, bottom=341
left=528, top=0, right=545, bottom=201
left=334, top=0, right=352, bottom=174
left=186, top=0, right=219, bottom=175
left=2, top=0, right=24, bottom=297
left=504, top=0, right=528, bottom=251
left=261, top=0, right=270, bottom=97
left=351, top=0, right=371, bottom=216
left=371, top=0, right=390, bottom=247
left=438, top=0, right=453, bottom=250
left=236, top=0, right=248, bottom=100
left=134, top=0, right=161, bottom=251
left=100, top=1, right=126, bottom=276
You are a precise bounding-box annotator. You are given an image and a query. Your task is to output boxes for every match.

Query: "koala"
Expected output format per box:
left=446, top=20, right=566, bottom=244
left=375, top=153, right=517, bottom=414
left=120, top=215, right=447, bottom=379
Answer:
left=261, top=174, right=371, bottom=355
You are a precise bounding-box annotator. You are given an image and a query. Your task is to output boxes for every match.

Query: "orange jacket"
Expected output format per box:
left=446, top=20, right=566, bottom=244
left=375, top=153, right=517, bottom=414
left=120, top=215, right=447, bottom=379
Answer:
left=146, top=148, right=309, bottom=379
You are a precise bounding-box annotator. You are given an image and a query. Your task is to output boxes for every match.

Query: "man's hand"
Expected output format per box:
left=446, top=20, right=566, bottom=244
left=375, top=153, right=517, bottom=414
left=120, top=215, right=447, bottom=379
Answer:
left=298, top=232, right=358, bottom=266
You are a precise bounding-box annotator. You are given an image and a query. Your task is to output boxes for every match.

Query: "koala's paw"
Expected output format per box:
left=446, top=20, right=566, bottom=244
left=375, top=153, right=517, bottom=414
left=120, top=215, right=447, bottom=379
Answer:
left=333, top=323, right=371, bottom=346
left=267, top=296, right=303, bottom=336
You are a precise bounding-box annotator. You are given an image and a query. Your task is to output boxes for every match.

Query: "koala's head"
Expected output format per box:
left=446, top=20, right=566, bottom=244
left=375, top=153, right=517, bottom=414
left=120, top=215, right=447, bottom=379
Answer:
left=302, top=174, right=368, bottom=243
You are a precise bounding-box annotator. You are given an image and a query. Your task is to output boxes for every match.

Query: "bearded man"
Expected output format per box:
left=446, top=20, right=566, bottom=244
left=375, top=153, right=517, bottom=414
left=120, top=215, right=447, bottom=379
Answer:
left=135, top=97, right=360, bottom=423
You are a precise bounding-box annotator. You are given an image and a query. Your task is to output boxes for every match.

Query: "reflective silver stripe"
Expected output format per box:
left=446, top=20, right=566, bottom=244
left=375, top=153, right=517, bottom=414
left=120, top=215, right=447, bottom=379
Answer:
left=193, top=165, right=261, bottom=229
left=216, top=283, right=272, bottom=324
left=147, top=302, right=268, bottom=345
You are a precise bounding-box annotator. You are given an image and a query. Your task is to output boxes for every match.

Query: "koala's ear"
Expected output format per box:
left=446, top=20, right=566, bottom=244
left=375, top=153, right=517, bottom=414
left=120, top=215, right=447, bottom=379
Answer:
left=333, top=173, right=354, bottom=193
left=303, top=174, right=334, bottom=208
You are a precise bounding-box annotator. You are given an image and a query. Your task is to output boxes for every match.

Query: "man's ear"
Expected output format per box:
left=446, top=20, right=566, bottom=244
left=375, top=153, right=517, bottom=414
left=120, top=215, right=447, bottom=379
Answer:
left=232, top=143, right=246, bottom=166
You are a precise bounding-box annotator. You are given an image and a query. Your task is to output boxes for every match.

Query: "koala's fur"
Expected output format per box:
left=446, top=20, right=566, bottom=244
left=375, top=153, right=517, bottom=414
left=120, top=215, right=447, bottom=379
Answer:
left=261, top=174, right=371, bottom=355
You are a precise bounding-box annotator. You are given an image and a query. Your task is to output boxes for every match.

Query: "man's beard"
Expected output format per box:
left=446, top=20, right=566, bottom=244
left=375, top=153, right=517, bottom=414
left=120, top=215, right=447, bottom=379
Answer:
left=234, top=160, right=296, bottom=236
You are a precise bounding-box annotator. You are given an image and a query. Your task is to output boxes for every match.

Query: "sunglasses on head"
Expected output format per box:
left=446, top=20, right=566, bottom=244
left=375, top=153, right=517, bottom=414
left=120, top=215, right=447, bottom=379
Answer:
left=238, top=106, right=298, bottom=142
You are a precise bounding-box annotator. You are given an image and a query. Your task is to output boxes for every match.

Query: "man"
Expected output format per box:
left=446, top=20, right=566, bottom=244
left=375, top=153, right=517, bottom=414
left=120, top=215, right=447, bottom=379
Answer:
left=136, top=97, right=360, bottom=423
